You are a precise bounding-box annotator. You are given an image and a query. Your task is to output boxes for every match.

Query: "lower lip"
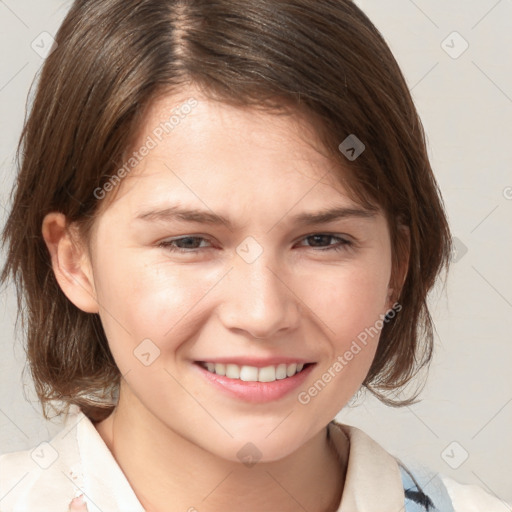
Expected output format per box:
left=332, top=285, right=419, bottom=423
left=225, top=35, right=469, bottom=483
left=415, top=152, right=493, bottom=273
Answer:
left=195, top=363, right=315, bottom=403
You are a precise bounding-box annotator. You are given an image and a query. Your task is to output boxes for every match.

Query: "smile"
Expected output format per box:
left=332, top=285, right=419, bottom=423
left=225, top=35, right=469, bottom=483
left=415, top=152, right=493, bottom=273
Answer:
left=198, top=362, right=308, bottom=383
left=194, top=359, right=315, bottom=403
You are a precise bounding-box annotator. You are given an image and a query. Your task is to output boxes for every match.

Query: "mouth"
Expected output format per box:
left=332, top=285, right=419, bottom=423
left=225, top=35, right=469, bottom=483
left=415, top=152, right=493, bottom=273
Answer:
left=193, top=359, right=315, bottom=403
left=196, top=361, right=313, bottom=383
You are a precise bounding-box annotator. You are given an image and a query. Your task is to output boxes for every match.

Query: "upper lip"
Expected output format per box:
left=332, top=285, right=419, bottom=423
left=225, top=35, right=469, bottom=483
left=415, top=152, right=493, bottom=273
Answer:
left=195, top=357, right=313, bottom=368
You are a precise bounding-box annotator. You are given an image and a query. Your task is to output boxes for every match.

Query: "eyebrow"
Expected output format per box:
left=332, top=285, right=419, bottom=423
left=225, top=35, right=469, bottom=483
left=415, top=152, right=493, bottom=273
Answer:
left=135, top=205, right=378, bottom=230
left=136, top=206, right=235, bottom=229
left=291, top=206, right=377, bottom=224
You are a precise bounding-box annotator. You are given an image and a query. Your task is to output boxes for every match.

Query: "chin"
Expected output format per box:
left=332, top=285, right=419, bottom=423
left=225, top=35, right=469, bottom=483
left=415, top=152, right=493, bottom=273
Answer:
left=218, top=422, right=316, bottom=465
left=221, top=436, right=303, bottom=466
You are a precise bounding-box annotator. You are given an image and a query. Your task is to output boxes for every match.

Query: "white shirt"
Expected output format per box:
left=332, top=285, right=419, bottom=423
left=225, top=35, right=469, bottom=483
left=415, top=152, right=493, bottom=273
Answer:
left=0, top=407, right=509, bottom=511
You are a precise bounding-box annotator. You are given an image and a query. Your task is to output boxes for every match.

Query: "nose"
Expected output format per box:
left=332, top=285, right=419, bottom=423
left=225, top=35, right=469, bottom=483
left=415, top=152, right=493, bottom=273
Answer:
left=218, top=252, right=300, bottom=340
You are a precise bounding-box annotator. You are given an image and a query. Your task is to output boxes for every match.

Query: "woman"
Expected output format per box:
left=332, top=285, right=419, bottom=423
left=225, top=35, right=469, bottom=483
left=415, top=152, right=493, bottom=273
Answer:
left=0, top=1, right=508, bottom=510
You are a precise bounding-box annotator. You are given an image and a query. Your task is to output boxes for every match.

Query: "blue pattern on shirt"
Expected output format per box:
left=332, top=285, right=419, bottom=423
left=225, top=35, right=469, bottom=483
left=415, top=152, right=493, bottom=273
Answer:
left=398, top=460, right=455, bottom=511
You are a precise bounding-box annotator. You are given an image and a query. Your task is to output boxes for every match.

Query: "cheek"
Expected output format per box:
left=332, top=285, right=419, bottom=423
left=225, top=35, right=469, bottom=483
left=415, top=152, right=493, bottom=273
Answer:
left=293, top=266, right=389, bottom=418
left=300, top=258, right=392, bottom=345
left=92, top=249, right=222, bottom=357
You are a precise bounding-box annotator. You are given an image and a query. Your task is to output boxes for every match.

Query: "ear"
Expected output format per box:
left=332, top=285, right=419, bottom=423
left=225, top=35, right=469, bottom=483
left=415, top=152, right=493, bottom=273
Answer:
left=387, top=223, right=410, bottom=307
left=41, top=212, right=99, bottom=313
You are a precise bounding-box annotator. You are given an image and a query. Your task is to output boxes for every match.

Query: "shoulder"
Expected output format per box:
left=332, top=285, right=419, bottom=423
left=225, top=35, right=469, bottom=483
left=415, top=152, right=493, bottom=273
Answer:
left=0, top=408, right=87, bottom=511
left=330, top=421, right=510, bottom=512
left=441, top=475, right=512, bottom=512
left=398, top=460, right=511, bottom=512
left=398, top=459, right=455, bottom=511
left=0, top=407, right=146, bottom=512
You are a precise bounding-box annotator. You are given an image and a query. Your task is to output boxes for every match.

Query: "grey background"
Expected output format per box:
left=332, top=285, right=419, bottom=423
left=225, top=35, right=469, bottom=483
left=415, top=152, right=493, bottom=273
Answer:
left=1, top=0, right=511, bottom=505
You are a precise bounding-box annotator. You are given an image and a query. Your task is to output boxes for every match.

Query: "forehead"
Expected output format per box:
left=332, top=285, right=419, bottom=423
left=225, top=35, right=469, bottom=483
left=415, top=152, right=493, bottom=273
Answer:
left=138, top=90, right=333, bottom=170
left=99, top=87, right=375, bottom=221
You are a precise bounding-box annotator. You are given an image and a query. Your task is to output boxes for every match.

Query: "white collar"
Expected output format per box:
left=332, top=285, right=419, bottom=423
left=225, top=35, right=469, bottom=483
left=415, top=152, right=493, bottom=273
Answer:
left=72, top=410, right=145, bottom=511
left=0, top=408, right=405, bottom=511
left=328, top=421, right=404, bottom=511
left=74, top=413, right=405, bottom=511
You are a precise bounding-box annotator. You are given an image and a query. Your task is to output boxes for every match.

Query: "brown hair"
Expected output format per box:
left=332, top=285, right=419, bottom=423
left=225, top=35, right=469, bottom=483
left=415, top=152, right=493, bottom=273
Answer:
left=1, top=0, right=451, bottom=422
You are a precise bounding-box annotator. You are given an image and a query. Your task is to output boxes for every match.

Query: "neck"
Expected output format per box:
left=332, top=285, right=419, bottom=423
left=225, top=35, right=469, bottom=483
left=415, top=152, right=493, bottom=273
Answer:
left=95, top=388, right=348, bottom=512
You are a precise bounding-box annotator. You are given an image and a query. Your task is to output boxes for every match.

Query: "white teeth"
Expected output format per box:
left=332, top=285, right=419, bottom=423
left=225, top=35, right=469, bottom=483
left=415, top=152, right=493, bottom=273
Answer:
left=258, top=366, right=276, bottom=382
left=225, top=364, right=240, bottom=379
left=286, top=363, right=297, bottom=377
left=215, top=363, right=226, bottom=376
left=240, top=365, right=259, bottom=382
left=202, top=362, right=307, bottom=382
left=275, top=363, right=287, bottom=380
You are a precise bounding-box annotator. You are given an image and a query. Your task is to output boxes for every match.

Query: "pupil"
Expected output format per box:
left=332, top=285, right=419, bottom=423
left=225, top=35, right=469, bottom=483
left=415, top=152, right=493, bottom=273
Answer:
left=179, top=237, right=199, bottom=248
left=309, top=235, right=330, bottom=246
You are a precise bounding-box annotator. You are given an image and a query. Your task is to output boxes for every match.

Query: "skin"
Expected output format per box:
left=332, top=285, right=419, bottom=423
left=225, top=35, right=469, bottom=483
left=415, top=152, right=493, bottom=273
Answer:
left=67, top=496, right=87, bottom=512
left=45, top=86, right=402, bottom=512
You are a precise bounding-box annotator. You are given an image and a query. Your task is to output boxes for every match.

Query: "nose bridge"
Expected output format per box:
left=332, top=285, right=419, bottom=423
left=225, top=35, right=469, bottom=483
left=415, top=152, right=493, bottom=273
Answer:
left=220, top=242, right=299, bottom=338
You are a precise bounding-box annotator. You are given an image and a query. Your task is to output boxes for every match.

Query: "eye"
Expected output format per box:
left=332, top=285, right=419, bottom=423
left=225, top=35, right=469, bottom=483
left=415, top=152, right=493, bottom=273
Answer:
left=297, top=234, right=353, bottom=252
left=157, top=233, right=353, bottom=255
left=158, top=236, right=213, bottom=253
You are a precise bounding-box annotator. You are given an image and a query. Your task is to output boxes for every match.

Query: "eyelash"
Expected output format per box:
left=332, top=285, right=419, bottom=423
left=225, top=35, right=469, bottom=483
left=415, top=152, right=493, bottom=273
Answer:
left=157, top=234, right=353, bottom=254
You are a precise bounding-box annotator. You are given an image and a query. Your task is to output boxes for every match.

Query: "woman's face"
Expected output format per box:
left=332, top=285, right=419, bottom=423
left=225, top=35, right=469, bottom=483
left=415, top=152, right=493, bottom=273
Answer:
left=83, top=88, right=395, bottom=462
